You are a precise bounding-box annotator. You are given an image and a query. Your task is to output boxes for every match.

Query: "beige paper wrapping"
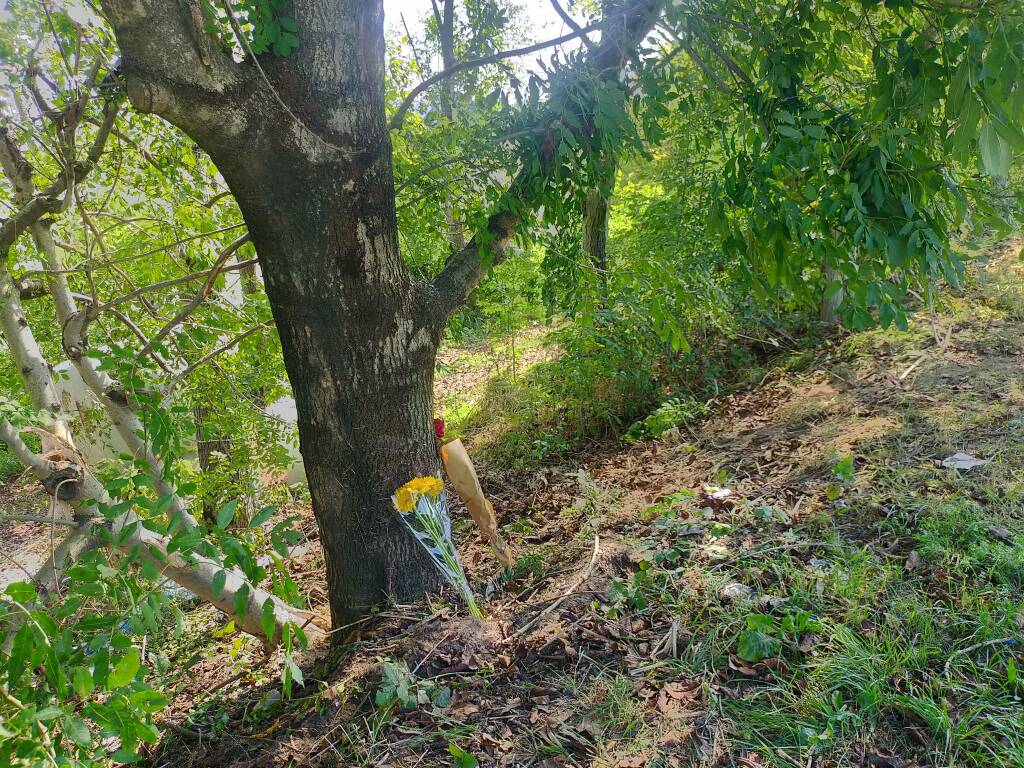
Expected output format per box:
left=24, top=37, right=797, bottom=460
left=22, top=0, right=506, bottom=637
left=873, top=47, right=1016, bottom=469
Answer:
left=440, top=438, right=513, bottom=568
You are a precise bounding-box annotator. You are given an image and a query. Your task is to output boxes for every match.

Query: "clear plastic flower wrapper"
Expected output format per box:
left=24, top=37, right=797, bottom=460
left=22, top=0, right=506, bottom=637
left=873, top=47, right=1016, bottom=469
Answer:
left=393, top=476, right=482, bottom=618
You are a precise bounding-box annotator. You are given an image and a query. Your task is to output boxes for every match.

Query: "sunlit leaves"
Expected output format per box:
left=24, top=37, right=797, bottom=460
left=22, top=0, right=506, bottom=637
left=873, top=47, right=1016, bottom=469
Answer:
left=199, top=0, right=298, bottom=57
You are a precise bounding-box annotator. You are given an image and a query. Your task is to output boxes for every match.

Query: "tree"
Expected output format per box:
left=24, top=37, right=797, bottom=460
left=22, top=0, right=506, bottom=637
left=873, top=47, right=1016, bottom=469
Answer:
left=75, top=0, right=664, bottom=625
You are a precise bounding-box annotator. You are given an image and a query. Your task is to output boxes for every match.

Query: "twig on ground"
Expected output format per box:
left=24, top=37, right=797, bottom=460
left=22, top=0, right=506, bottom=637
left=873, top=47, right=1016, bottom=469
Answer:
left=943, top=636, right=1022, bottom=675
left=899, top=323, right=953, bottom=381
left=411, top=631, right=452, bottom=675
left=0, top=547, right=40, bottom=585
left=0, top=514, right=79, bottom=526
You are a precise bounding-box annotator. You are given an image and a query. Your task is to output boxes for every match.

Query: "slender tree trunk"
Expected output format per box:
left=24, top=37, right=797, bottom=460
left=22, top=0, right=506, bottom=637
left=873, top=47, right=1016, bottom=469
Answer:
left=582, top=186, right=611, bottom=298
left=821, top=256, right=844, bottom=326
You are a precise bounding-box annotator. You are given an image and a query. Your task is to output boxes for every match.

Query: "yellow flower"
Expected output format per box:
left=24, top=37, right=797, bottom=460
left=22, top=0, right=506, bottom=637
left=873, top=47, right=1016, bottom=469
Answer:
left=407, top=475, right=443, bottom=497
left=394, top=487, right=416, bottom=513
left=394, top=475, right=443, bottom=512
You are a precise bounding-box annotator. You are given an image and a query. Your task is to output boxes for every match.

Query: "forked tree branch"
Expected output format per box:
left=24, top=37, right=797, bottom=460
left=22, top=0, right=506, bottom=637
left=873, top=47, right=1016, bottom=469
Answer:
left=96, top=0, right=248, bottom=140
left=137, top=232, right=251, bottom=357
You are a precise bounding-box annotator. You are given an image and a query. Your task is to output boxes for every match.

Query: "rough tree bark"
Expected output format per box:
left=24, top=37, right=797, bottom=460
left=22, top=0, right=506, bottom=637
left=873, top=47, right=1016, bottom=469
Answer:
left=97, top=0, right=663, bottom=625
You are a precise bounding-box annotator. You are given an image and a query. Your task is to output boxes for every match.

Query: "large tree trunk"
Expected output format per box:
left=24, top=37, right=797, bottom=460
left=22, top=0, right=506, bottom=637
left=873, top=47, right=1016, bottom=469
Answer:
left=244, top=184, right=446, bottom=623
left=183, top=4, right=446, bottom=626
left=293, top=346, right=444, bottom=624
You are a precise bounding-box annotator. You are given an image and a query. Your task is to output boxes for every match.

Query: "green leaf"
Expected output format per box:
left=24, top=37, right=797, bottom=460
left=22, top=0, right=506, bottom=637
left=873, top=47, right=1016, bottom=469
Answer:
left=248, top=505, right=276, bottom=528
left=35, top=706, right=62, bottom=721
left=233, top=582, right=251, bottom=619
left=260, top=597, right=278, bottom=642
left=72, top=666, right=94, bottom=698
left=449, top=743, right=480, bottom=767
left=284, top=658, right=303, bottom=697
left=216, top=499, right=238, bottom=530
left=62, top=715, right=91, bottom=745
left=7, top=623, right=33, bottom=688
left=737, top=629, right=780, bottom=662
left=108, top=648, right=141, bottom=688
left=212, top=569, right=227, bottom=598
left=4, top=581, right=37, bottom=604
left=980, top=122, right=1011, bottom=179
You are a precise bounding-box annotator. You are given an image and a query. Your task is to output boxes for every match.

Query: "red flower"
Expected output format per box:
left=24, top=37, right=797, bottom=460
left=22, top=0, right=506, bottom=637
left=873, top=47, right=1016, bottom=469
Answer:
left=433, top=418, right=446, bottom=439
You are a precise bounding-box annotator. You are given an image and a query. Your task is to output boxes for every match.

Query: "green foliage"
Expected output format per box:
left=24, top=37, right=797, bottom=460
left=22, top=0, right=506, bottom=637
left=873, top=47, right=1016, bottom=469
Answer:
left=0, top=358, right=304, bottom=765
left=448, top=742, right=480, bottom=768
left=827, top=453, right=856, bottom=500
left=625, top=396, right=708, bottom=441
left=200, top=0, right=299, bottom=57
left=736, top=614, right=783, bottom=662
left=2, top=1, right=1024, bottom=764
left=736, top=611, right=821, bottom=662
left=374, top=659, right=451, bottom=711
left=606, top=561, right=656, bottom=617
left=0, top=445, right=22, bottom=482
left=668, top=0, right=1024, bottom=328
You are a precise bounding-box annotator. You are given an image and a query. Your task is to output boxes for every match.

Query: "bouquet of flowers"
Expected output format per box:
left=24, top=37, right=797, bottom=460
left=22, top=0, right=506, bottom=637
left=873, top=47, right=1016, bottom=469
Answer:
left=393, top=475, right=482, bottom=618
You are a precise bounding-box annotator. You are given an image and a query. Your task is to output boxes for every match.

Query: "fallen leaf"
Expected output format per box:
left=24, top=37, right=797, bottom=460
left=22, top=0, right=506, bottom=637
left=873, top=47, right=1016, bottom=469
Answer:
left=987, top=525, right=1014, bottom=543
left=759, top=657, right=789, bottom=674
left=656, top=679, right=702, bottom=716
left=904, top=550, right=922, bottom=571
left=798, top=633, right=817, bottom=653
left=658, top=728, right=691, bottom=748
left=940, top=452, right=988, bottom=470
left=728, top=656, right=760, bottom=677
left=736, top=753, right=766, bottom=767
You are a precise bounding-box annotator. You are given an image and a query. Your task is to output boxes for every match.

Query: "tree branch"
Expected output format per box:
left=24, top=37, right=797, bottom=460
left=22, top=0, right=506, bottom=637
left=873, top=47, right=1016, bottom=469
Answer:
left=0, top=417, right=321, bottom=644
left=166, top=321, right=273, bottom=392
left=94, top=257, right=258, bottom=311
left=0, top=99, right=120, bottom=253
left=389, top=20, right=608, bottom=131
left=550, top=0, right=598, bottom=51
left=137, top=232, right=251, bottom=357
left=96, top=0, right=248, bottom=139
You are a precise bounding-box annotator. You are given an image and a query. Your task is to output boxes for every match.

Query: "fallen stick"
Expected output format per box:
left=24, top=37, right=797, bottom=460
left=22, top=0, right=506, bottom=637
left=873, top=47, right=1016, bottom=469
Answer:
left=943, top=636, right=1022, bottom=675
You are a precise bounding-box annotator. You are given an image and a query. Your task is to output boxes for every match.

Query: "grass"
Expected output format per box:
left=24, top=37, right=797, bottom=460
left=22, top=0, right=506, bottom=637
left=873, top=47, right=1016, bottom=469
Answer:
left=602, top=483, right=1024, bottom=765
left=439, top=314, right=830, bottom=473
left=451, top=243, right=1024, bottom=767
left=0, top=444, right=24, bottom=482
